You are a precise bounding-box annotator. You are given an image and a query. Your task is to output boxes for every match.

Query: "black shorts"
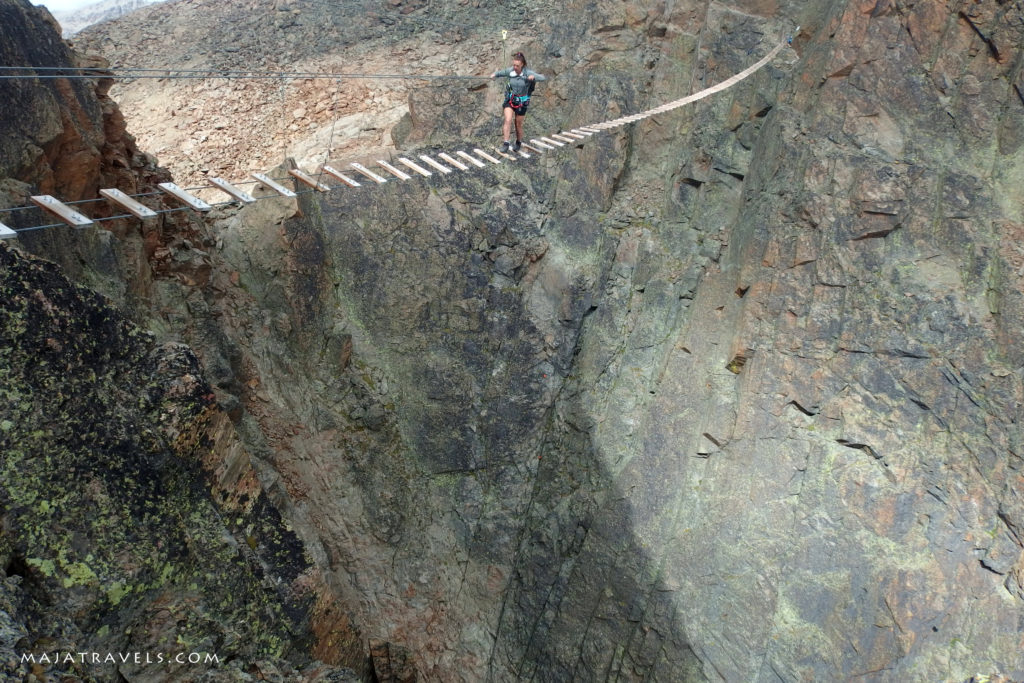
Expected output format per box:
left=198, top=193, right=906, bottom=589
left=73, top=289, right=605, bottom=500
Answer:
left=503, top=97, right=529, bottom=116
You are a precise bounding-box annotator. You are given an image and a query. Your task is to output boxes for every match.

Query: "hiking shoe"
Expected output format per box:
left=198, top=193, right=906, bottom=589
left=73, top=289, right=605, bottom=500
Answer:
left=501, top=141, right=511, bottom=152
left=513, top=140, right=522, bottom=151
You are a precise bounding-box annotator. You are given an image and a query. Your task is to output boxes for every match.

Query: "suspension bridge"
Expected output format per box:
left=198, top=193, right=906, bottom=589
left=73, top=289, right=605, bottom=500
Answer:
left=0, top=31, right=794, bottom=240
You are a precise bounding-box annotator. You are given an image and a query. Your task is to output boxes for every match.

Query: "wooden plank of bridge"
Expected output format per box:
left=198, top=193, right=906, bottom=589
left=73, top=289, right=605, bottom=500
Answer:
left=30, top=195, right=94, bottom=226
left=158, top=183, right=213, bottom=210
left=100, top=188, right=158, bottom=219
left=473, top=149, right=502, bottom=164
left=456, top=151, right=487, bottom=168
left=289, top=169, right=331, bottom=191
left=209, top=177, right=257, bottom=204
left=351, top=163, right=389, bottom=184
left=322, top=166, right=362, bottom=187
left=0, top=221, right=16, bottom=239
left=251, top=173, right=298, bottom=198
left=398, top=158, right=433, bottom=177
left=419, top=155, right=453, bottom=174
left=528, top=139, right=554, bottom=150
left=539, top=136, right=564, bottom=147
left=438, top=153, right=470, bottom=171
left=376, top=160, right=412, bottom=181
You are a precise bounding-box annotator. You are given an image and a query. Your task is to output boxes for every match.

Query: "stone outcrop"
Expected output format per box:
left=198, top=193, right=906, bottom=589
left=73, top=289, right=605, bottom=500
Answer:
left=2, top=0, right=1024, bottom=681
left=0, top=243, right=360, bottom=681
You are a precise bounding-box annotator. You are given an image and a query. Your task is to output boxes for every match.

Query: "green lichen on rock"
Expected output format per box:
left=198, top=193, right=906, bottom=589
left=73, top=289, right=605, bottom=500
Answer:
left=0, top=243, right=346, bottom=680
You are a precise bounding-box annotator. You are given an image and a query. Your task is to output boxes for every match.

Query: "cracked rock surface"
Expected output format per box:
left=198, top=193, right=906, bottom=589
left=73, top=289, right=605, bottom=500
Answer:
left=2, top=0, right=1024, bottom=681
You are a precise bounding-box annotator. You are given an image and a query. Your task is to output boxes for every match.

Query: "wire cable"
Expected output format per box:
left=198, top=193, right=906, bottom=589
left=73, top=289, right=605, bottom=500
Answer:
left=317, top=79, right=342, bottom=188
left=4, top=191, right=324, bottom=235
left=0, top=67, right=493, bottom=82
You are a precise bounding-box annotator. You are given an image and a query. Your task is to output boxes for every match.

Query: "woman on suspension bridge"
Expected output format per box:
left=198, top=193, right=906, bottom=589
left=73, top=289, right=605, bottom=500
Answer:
left=490, top=51, right=546, bottom=152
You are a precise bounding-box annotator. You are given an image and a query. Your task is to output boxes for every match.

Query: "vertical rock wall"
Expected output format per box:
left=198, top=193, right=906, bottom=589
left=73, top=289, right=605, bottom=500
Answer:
left=485, top=0, right=1024, bottom=680
left=0, top=243, right=361, bottom=681
left=273, top=0, right=1024, bottom=679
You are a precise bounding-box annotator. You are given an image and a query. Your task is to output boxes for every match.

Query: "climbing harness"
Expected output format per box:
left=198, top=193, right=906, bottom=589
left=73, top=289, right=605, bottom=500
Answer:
left=502, top=68, right=538, bottom=112
left=505, top=81, right=532, bottom=112
left=508, top=94, right=529, bottom=112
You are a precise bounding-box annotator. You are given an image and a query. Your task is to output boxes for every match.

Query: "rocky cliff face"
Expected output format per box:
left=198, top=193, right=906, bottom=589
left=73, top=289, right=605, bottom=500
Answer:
left=501, top=0, right=1024, bottom=678
left=3, top=0, right=1024, bottom=681
left=0, top=243, right=360, bottom=682
left=487, top=1, right=1024, bottom=678
left=1, top=1, right=364, bottom=679
left=249, top=0, right=1024, bottom=679
left=0, top=0, right=175, bottom=314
